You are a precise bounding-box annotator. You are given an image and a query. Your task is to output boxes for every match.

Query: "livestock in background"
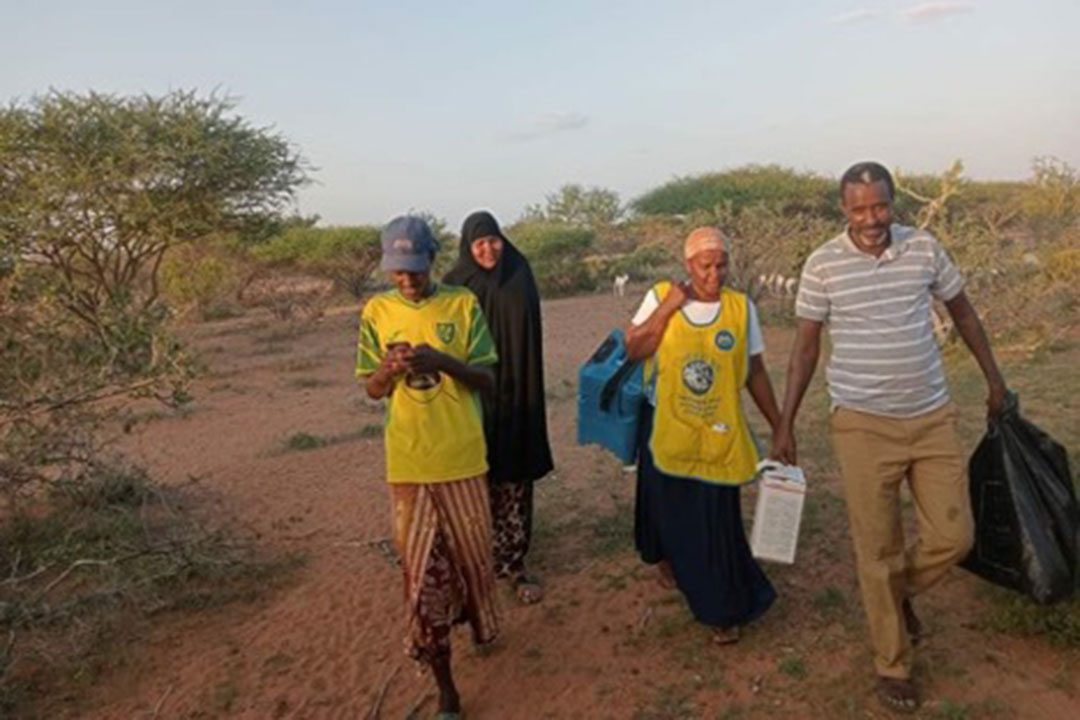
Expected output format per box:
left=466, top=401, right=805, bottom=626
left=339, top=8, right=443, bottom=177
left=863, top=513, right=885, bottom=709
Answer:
left=757, top=273, right=798, bottom=297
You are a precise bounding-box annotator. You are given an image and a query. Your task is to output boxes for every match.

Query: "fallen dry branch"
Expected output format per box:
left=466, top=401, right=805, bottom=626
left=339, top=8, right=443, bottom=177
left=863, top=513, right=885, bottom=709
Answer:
left=367, top=663, right=401, bottom=720
left=32, top=559, right=115, bottom=600
left=2, top=565, right=50, bottom=587
left=148, top=684, right=174, bottom=720
left=405, top=691, right=433, bottom=720
left=0, top=378, right=160, bottom=427
left=31, top=549, right=164, bottom=601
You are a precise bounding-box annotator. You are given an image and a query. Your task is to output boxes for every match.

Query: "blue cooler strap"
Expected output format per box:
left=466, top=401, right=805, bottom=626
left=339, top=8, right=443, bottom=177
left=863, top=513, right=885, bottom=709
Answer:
left=599, top=358, right=640, bottom=412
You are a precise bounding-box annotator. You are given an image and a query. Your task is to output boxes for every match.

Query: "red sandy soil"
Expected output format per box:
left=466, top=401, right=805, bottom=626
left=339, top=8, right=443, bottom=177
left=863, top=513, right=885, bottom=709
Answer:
left=36, top=289, right=1078, bottom=719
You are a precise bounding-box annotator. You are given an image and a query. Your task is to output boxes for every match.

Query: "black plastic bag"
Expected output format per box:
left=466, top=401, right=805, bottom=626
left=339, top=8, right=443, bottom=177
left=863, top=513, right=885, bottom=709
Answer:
left=961, top=393, right=1080, bottom=604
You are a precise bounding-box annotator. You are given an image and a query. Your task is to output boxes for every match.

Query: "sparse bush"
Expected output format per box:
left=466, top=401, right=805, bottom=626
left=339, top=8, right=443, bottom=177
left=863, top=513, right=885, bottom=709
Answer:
left=811, top=586, right=848, bottom=616
left=358, top=423, right=383, bottom=439
left=1022, top=157, right=1079, bottom=238
left=284, top=432, right=328, bottom=451
left=523, top=184, right=623, bottom=228
left=594, top=214, right=684, bottom=255
left=686, top=202, right=834, bottom=300
left=0, top=88, right=306, bottom=503
left=0, top=459, right=300, bottom=716
left=897, top=160, right=1079, bottom=350
left=983, top=587, right=1080, bottom=647
left=606, top=244, right=675, bottom=281
left=161, top=245, right=242, bottom=320
left=0, top=90, right=307, bottom=712
left=778, top=655, right=808, bottom=680
left=242, top=273, right=334, bottom=322
left=252, top=225, right=381, bottom=299
left=0, top=267, right=193, bottom=511
left=1046, top=247, right=1080, bottom=283
left=510, top=222, right=597, bottom=296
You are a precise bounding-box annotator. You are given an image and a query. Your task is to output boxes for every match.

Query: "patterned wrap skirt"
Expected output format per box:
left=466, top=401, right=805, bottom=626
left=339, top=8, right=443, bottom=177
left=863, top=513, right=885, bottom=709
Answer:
left=389, top=474, right=499, bottom=662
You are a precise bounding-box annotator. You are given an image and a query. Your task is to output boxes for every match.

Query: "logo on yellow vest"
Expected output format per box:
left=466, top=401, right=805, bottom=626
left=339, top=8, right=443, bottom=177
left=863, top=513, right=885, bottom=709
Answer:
left=714, top=330, right=736, bottom=351
left=681, top=358, right=714, bottom=395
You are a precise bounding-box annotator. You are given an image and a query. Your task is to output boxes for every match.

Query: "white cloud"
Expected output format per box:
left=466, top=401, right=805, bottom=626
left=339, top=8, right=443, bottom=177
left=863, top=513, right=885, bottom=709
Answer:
left=828, top=9, right=882, bottom=25
left=903, top=2, right=976, bottom=23
left=504, top=112, right=589, bottom=142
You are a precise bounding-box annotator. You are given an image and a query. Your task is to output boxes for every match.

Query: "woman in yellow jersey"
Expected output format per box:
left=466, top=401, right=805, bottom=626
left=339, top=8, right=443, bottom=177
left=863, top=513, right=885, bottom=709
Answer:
left=356, top=216, right=500, bottom=720
left=625, top=227, right=782, bottom=644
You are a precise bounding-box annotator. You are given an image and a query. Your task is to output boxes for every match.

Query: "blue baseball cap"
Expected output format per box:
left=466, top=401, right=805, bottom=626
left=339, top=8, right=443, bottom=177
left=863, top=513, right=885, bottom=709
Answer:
left=380, top=216, right=439, bottom=272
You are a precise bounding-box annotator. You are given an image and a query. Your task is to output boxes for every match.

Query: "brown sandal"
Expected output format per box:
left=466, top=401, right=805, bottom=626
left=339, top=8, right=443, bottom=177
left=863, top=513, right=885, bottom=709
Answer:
left=513, top=572, right=544, bottom=604
left=876, top=677, right=920, bottom=714
left=711, top=626, right=740, bottom=645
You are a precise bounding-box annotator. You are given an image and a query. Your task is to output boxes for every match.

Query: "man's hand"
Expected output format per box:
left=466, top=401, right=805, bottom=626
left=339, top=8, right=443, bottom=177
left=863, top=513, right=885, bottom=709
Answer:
left=771, top=423, right=798, bottom=466
left=406, top=344, right=449, bottom=376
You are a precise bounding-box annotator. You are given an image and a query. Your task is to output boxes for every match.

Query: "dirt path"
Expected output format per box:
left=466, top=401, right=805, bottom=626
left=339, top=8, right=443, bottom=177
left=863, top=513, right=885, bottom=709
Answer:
left=50, top=289, right=1077, bottom=719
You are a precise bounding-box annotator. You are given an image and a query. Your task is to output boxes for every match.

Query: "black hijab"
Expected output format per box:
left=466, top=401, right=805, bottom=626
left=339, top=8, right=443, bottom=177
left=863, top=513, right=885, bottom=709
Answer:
left=444, top=211, right=553, bottom=484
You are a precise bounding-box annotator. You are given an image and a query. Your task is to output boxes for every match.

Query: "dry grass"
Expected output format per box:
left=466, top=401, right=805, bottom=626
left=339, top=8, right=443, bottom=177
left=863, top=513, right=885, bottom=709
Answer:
left=0, top=465, right=302, bottom=716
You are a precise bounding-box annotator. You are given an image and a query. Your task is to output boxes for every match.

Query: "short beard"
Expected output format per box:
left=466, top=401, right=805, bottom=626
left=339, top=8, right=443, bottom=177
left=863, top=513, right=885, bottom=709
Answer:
left=850, top=226, right=889, bottom=249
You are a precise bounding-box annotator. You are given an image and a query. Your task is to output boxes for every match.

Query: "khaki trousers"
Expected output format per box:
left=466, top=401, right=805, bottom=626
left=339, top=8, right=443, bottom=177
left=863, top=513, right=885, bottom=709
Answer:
left=831, top=402, right=974, bottom=679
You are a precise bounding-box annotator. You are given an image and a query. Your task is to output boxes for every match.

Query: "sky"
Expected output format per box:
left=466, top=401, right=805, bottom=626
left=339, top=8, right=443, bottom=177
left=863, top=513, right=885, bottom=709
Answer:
left=6, top=0, right=1079, bottom=227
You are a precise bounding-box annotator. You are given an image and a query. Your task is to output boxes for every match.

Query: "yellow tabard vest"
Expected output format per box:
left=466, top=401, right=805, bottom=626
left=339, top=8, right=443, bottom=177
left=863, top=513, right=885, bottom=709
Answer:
left=647, top=282, right=759, bottom=485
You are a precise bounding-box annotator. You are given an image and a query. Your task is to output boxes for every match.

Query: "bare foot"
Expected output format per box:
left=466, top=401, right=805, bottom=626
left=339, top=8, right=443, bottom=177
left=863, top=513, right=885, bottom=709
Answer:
left=656, top=560, right=676, bottom=590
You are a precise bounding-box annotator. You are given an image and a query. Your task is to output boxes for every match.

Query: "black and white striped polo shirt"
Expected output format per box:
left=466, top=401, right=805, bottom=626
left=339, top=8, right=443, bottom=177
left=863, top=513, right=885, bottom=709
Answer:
left=796, top=224, right=964, bottom=418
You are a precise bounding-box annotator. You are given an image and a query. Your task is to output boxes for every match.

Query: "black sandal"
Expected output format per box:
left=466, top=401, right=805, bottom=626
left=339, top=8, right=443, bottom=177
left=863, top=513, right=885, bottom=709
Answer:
left=876, top=677, right=920, bottom=714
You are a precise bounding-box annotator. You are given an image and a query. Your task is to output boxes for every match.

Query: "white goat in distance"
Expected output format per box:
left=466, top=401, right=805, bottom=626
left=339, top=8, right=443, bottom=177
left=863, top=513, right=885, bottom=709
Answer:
left=757, top=273, right=798, bottom=297
left=613, top=273, right=629, bottom=297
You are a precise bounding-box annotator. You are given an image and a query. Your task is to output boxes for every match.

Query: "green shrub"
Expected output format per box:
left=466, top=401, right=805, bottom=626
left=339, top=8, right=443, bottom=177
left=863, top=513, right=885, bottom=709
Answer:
left=284, top=432, right=327, bottom=451
left=1021, top=157, right=1079, bottom=238
left=777, top=655, right=808, bottom=679
left=161, top=246, right=240, bottom=318
left=509, top=222, right=597, bottom=296
left=253, top=225, right=378, bottom=265
left=632, top=165, right=837, bottom=218
left=253, top=225, right=381, bottom=298
left=607, top=244, right=675, bottom=281
left=983, top=587, right=1080, bottom=647
left=523, top=184, right=623, bottom=228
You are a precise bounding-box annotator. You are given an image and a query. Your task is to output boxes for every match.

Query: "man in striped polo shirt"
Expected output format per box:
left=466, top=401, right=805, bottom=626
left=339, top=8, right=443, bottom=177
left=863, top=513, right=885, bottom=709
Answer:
left=773, top=161, right=1006, bottom=714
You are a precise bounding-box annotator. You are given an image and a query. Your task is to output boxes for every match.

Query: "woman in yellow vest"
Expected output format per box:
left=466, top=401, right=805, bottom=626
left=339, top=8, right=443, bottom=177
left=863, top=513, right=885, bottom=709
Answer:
left=625, top=226, right=782, bottom=644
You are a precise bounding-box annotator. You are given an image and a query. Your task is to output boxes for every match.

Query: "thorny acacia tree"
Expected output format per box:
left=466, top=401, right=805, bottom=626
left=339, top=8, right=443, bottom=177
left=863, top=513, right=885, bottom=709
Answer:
left=0, top=90, right=308, bottom=505
left=522, top=184, right=623, bottom=228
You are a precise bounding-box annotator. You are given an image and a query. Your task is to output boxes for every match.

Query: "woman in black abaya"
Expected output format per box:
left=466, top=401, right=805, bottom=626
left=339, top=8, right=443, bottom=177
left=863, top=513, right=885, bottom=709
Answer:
left=444, top=211, right=554, bottom=604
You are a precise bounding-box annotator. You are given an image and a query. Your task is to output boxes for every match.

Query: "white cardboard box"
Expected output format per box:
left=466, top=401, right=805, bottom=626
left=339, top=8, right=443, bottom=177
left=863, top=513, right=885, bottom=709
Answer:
left=750, top=462, right=807, bottom=565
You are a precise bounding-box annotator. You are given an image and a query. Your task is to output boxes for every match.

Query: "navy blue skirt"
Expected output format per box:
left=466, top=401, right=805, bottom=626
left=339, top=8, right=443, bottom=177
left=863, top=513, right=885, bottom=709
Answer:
left=634, top=404, right=776, bottom=628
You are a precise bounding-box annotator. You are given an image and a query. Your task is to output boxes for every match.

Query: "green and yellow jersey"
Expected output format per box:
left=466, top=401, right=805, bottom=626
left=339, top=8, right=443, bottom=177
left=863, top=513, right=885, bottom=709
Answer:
left=356, top=284, right=498, bottom=484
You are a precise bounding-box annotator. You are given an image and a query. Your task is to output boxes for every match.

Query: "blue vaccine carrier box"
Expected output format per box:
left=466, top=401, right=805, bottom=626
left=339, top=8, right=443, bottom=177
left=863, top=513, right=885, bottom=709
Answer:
left=577, top=329, right=644, bottom=464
